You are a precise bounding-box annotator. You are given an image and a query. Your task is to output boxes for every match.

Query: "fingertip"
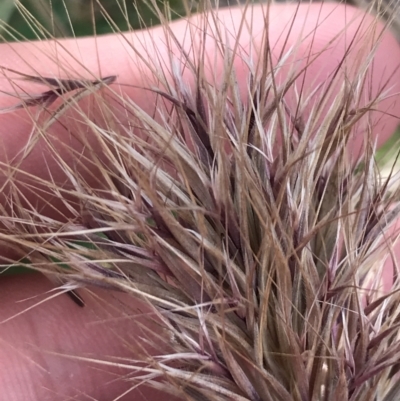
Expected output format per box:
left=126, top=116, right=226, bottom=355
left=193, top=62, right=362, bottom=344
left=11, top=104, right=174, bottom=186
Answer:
left=0, top=273, right=175, bottom=401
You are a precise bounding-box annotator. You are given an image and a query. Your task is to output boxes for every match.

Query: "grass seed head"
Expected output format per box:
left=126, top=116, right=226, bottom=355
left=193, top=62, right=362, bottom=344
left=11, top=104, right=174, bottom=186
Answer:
left=1, top=1, right=400, bottom=400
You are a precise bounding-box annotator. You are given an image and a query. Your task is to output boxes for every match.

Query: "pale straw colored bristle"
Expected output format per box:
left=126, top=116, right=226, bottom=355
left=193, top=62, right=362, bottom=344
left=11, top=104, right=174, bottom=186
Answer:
left=350, top=0, right=400, bottom=41
left=1, top=1, right=400, bottom=400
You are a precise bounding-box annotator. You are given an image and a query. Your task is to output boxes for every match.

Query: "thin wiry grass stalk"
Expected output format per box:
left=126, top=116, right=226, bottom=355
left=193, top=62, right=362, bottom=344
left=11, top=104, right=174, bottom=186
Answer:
left=1, top=1, right=400, bottom=400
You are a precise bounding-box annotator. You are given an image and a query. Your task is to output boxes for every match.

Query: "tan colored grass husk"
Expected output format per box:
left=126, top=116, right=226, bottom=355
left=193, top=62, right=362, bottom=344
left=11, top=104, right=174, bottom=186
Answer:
left=1, top=1, right=400, bottom=400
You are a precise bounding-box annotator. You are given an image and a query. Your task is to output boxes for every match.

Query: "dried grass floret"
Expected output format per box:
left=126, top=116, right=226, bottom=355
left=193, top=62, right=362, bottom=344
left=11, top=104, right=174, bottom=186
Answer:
left=1, top=2, right=400, bottom=400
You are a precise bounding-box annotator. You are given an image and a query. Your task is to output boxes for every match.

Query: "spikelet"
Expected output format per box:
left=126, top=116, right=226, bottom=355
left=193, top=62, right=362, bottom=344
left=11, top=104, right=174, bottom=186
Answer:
left=350, top=0, right=400, bottom=41
left=1, top=1, right=400, bottom=400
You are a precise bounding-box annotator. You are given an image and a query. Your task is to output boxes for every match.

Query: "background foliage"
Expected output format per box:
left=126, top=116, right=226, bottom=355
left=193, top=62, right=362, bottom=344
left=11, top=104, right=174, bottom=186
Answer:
left=0, top=0, right=187, bottom=40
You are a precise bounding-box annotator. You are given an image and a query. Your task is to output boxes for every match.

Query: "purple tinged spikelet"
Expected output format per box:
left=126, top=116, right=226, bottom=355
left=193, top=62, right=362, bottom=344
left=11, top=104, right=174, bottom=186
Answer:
left=2, top=1, right=400, bottom=400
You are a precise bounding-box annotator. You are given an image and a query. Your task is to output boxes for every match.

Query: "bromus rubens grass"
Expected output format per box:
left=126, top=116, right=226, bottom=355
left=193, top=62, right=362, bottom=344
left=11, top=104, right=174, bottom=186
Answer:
left=1, top=1, right=400, bottom=400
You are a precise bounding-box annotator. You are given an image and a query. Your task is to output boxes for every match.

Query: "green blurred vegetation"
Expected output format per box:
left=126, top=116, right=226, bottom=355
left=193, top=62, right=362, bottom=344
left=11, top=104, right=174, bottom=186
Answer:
left=0, top=0, right=187, bottom=41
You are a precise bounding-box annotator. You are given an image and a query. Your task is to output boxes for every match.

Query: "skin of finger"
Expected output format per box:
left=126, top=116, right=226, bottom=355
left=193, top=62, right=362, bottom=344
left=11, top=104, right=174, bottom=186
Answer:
left=0, top=273, right=182, bottom=401
left=0, top=3, right=398, bottom=157
left=0, top=5, right=399, bottom=400
left=0, top=3, right=398, bottom=243
left=0, top=3, right=400, bottom=215
left=1, top=229, right=399, bottom=399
